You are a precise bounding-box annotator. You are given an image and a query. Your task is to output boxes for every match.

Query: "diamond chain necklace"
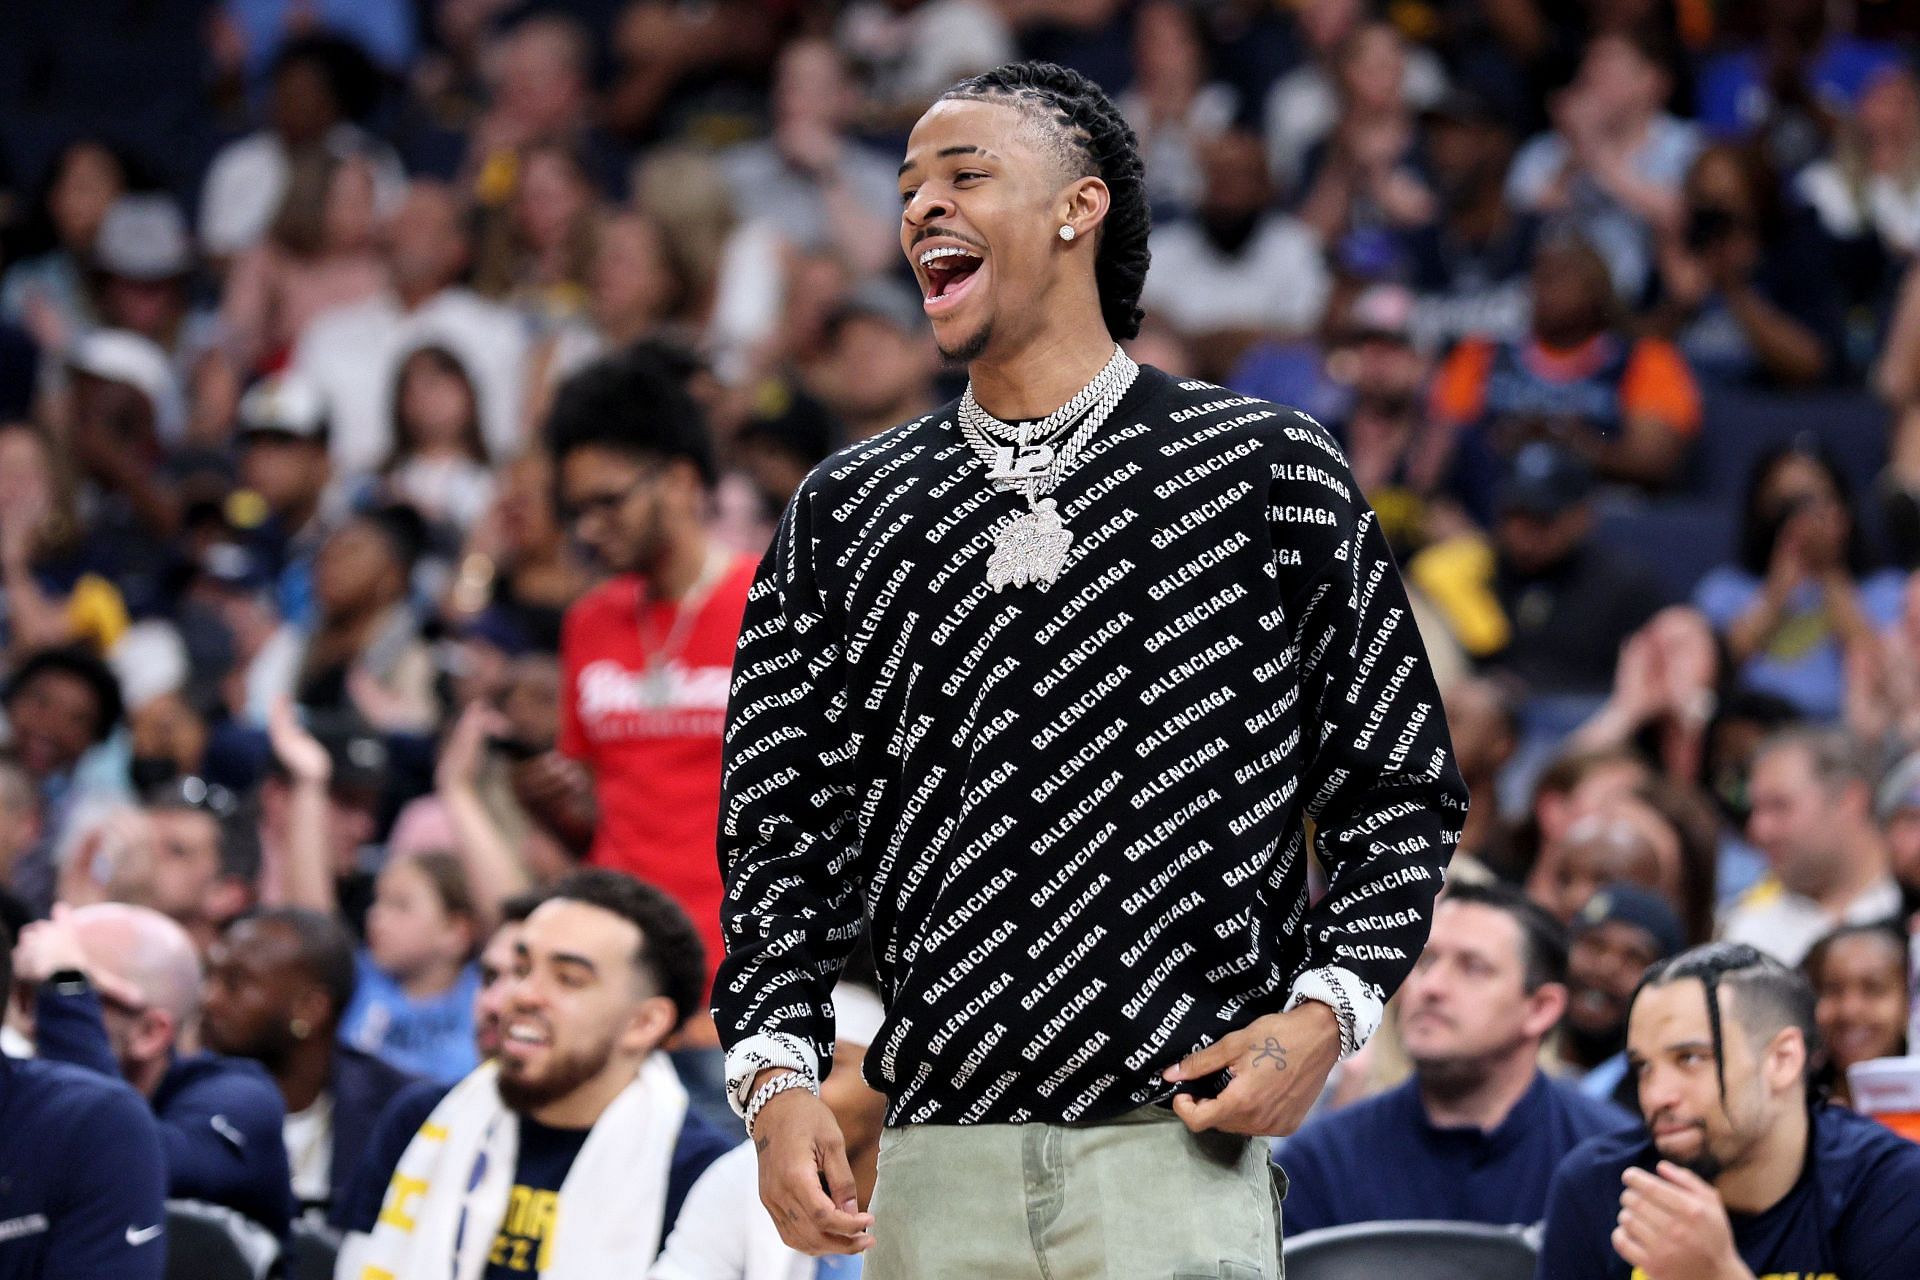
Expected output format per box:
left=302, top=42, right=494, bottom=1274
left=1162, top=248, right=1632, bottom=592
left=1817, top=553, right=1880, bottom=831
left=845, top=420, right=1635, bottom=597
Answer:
left=958, top=345, right=1139, bottom=591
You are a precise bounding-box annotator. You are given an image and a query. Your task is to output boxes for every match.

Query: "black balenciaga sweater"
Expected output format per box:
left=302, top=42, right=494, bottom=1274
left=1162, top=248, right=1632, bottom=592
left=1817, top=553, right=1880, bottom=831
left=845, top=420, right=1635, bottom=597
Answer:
left=715, top=366, right=1466, bottom=1125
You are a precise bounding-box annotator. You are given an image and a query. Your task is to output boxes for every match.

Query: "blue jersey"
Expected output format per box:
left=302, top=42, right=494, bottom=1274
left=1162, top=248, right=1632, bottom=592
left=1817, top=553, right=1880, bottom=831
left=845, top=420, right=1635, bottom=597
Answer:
left=1277, top=1072, right=1632, bottom=1234
left=0, top=1053, right=167, bottom=1279
left=339, top=951, right=481, bottom=1084
left=1537, top=1104, right=1920, bottom=1280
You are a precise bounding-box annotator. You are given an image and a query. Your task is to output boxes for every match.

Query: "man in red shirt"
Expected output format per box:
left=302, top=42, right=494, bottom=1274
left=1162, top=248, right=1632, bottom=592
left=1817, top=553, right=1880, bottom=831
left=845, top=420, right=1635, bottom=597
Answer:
left=531, top=346, right=756, bottom=1070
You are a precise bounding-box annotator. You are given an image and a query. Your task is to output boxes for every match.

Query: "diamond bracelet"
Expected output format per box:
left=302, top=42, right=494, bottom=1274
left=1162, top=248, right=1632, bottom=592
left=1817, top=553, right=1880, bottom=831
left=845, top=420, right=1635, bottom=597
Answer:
left=745, top=1070, right=819, bottom=1140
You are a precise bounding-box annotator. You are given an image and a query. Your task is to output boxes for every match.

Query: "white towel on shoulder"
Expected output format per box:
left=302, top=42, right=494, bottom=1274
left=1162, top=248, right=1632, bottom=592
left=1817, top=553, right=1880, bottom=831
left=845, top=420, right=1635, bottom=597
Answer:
left=347, top=1055, right=688, bottom=1280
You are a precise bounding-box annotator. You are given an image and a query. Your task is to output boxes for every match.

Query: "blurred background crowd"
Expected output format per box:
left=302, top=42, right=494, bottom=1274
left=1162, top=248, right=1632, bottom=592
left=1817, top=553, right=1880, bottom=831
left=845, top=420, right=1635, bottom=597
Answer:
left=2, top=0, right=1920, bottom=1273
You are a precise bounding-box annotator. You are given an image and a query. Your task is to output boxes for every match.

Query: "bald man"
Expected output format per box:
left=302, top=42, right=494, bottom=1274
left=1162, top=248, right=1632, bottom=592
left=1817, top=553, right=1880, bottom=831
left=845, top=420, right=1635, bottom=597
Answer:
left=1530, top=799, right=1684, bottom=928
left=12, top=903, right=293, bottom=1239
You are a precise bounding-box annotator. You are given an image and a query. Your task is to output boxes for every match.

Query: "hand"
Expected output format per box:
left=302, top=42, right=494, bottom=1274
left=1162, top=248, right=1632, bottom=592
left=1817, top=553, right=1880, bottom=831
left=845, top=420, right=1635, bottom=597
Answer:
left=752, top=1077, right=874, bottom=1256
left=1610, top=628, right=1666, bottom=723
left=437, top=700, right=509, bottom=795
left=12, top=903, right=94, bottom=983
left=267, top=697, right=332, bottom=786
left=1765, top=513, right=1812, bottom=594
left=1797, top=501, right=1848, bottom=575
left=1162, top=1002, right=1342, bottom=1136
left=510, top=750, right=592, bottom=810
left=15, top=905, right=150, bottom=1010
left=1660, top=243, right=1712, bottom=312
left=1614, top=1163, right=1752, bottom=1280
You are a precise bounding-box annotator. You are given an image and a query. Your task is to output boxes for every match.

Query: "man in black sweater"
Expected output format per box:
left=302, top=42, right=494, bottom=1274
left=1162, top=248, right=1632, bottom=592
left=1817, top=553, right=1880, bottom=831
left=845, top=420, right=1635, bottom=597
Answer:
left=719, top=61, right=1466, bottom=1279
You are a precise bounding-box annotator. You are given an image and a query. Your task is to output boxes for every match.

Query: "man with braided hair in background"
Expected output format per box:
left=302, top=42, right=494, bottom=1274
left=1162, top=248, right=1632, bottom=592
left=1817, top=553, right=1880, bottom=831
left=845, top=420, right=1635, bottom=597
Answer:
left=1537, top=942, right=1920, bottom=1279
left=716, top=61, right=1465, bottom=1278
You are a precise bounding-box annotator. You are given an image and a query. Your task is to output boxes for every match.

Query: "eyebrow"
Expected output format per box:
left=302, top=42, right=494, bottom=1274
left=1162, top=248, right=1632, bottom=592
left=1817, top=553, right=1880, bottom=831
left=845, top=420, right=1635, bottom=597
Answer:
left=550, top=952, right=598, bottom=976
left=898, top=145, right=1000, bottom=178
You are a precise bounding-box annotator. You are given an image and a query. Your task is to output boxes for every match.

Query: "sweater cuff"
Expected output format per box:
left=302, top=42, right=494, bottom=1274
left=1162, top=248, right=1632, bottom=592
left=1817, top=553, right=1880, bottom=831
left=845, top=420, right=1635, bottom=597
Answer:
left=724, top=1032, right=821, bottom=1117
left=1284, top=966, right=1385, bottom=1060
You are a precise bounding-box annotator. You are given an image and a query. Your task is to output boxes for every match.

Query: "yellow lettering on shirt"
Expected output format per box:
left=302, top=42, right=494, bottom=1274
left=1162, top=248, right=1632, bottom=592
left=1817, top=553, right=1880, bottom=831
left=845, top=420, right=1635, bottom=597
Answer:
left=489, top=1185, right=561, bottom=1273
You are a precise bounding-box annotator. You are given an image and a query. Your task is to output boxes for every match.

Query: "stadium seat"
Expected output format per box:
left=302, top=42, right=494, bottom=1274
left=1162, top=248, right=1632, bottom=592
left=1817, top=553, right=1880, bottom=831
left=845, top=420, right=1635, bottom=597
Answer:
left=1591, top=497, right=1737, bottom=604
left=287, top=1219, right=341, bottom=1280
left=1690, top=388, right=1889, bottom=502
left=1282, top=1219, right=1538, bottom=1280
left=162, top=1200, right=279, bottom=1280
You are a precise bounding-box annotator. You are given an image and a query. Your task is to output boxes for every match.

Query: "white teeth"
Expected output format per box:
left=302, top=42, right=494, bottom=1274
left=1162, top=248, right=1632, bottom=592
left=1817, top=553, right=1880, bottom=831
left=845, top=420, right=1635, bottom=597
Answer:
left=506, top=1024, right=547, bottom=1045
left=919, top=245, right=980, bottom=267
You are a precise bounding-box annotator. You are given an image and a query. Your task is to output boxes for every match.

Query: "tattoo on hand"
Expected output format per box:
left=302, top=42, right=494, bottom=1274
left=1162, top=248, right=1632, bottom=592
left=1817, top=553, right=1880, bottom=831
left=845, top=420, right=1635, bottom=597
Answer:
left=1251, top=1037, right=1289, bottom=1071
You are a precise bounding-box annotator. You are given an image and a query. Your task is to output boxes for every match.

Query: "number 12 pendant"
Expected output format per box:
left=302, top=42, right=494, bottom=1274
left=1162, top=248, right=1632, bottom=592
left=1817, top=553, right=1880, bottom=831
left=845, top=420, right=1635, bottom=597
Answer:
left=986, top=443, right=1055, bottom=483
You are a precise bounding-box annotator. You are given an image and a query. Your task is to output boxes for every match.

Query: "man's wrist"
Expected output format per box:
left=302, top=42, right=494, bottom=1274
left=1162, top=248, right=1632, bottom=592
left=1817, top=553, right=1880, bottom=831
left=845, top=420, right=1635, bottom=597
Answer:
left=753, top=1067, right=799, bottom=1092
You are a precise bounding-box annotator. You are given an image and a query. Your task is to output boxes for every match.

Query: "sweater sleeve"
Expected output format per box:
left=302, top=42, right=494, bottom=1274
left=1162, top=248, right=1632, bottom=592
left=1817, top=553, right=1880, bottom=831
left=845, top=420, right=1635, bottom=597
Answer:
left=712, top=480, right=865, bottom=1113
left=1268, top=423, right=1468, bottom=1056
left=33, top=984, right=123, bottom=1078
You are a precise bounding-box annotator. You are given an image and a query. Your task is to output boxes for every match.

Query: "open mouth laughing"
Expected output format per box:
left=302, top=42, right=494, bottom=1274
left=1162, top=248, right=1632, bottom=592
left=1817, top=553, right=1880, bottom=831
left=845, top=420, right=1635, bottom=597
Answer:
left=916, top=238, right=986, bottom=316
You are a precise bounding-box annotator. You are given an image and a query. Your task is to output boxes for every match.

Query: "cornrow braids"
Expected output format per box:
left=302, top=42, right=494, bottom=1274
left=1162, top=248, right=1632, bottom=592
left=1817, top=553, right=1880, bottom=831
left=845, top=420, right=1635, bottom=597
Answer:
left=1635, top=942, right=1822, bottom=1104
left=941, top=61, right=1151, bottom=340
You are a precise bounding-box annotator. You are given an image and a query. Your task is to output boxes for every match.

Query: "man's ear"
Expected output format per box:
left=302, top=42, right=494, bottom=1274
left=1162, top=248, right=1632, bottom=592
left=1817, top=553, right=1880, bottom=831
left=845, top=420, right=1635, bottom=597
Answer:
left=621, top=994, right=680, bottom=1057
left=1058, top=175, right=1112, bottom=243
left=1764, top=1026, right=1808, bottom=1097
left=1523, top=981, right=1570, bottom=1041
left=292, top=983, right=335, bottom=1037
left=129, top=1008, right=178, bottom=1065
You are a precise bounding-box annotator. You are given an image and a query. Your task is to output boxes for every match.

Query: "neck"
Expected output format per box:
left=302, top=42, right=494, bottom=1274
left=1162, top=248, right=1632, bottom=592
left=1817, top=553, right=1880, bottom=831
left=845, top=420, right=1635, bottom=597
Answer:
left=1560, top=1020, right=1624, bottom=1072
left=967, top=317, right=1118, bottom=422
left=1812, top=834, right=1887, bottom=915
left=1417, top=1049, right=1541, bottom=1131
left=395, top=279, right=443, bottom=312
left=398, top=956, right=462, bottom=1000
left=529, top=1055, right=644, bottom=1129
left=279, top=1032, right=337, bottom=1114
left=648, top=526, right=715, bottom=601
left=1717, top=1102, right=1809, bottom=1215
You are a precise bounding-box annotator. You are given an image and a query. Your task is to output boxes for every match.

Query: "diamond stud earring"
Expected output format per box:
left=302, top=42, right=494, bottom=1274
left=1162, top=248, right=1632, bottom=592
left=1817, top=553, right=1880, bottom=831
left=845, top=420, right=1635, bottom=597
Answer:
left=1059, top=225, right=1076, bottom=241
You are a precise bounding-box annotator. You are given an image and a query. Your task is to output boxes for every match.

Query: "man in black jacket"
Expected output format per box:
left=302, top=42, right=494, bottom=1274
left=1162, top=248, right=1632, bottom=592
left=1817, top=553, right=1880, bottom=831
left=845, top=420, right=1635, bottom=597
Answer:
left=202, top=908, right=416, bottom=1225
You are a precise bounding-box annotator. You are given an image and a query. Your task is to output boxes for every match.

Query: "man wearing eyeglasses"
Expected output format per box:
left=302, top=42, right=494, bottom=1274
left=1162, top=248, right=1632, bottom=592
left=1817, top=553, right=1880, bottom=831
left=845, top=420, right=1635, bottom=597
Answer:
left=525, top=346, right=757, bottom=1123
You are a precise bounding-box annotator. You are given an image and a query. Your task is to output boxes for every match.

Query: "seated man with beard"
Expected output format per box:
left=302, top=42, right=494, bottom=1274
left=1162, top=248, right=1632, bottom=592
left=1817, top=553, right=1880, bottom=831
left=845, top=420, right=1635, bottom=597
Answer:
left=338, top=871, right=735, bottom=1278
left=1278, top=883, right=1629, bottom=1233
left=1538, top=943, right=1920, bottom=1279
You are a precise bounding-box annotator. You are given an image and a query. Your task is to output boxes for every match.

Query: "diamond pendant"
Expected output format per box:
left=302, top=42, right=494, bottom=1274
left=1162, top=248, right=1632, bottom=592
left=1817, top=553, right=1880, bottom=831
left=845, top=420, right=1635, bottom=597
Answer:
left=986, top=497, right=1073, bottom=592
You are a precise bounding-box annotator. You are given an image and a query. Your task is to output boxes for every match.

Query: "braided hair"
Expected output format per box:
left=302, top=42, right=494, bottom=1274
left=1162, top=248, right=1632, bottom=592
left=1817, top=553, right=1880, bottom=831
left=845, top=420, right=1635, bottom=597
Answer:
left=940, top=61, right=1151, bottom=340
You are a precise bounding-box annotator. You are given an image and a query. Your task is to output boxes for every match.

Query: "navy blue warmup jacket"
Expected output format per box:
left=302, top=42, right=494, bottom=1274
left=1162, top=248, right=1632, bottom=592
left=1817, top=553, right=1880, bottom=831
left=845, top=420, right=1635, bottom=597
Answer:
left=35, top=985, right=294, bottom=1239
left=0, top=1052, right=168, bottom=1279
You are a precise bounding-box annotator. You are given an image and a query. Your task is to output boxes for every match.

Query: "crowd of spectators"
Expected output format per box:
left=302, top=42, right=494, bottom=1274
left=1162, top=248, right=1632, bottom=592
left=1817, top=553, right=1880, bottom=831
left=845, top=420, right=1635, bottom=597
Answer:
left=2, top=0, right=1920, bottom=1277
